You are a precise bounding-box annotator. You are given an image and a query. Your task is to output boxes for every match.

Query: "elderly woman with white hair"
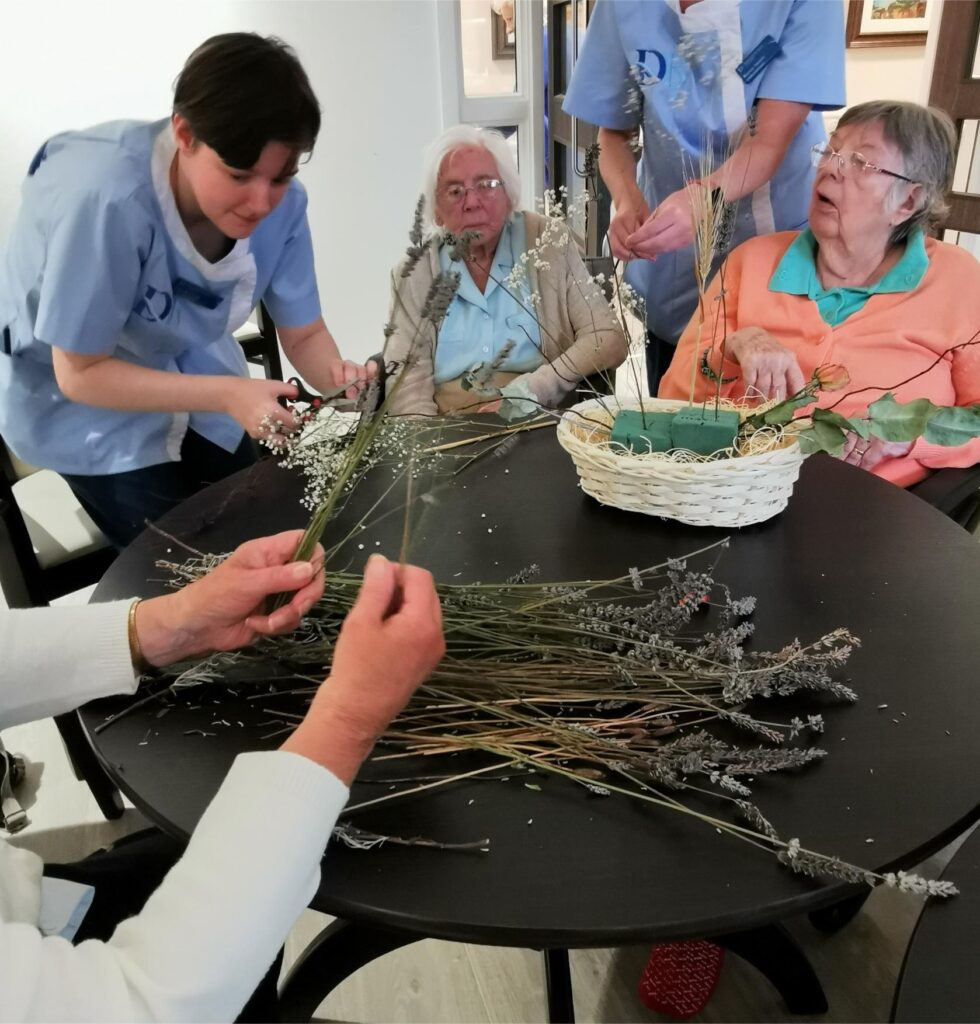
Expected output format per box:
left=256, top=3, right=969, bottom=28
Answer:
left=383, top=126, right=627, bottom=415
left=660, top=100, right=980, bottom=488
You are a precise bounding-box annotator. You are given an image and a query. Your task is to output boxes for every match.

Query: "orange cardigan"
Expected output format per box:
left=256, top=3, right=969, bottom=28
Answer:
left=658, top=232, right=980, bottom=487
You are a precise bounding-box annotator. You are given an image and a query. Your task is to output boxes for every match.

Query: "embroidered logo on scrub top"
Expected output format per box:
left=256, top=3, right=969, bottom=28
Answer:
left=133, top=285, right=173, bottom=323
left=633, top=49, right=667, bottom=86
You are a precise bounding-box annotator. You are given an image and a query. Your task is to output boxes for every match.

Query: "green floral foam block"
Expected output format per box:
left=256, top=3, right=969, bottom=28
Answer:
left=670, top=407, right=740, bottom=455
left=610, top=410, right=675, bottom=453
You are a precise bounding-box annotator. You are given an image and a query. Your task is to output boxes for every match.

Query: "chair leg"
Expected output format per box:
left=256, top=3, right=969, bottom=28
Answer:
left=543, top=948, right=575, bottom=1023
left=53, top=712, right=124, bottom=820
left=277, top=918, right=417, bottom=1022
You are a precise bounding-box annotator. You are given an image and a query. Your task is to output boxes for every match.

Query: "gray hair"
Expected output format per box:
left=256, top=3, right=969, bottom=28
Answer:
left=836, top=100, right=957, bottom=244
left=419, top=125, right=521, bottom=232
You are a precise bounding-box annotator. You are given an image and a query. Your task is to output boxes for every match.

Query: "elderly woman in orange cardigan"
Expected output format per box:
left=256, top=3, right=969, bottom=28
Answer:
left=659, top=100, right=980, bottom=488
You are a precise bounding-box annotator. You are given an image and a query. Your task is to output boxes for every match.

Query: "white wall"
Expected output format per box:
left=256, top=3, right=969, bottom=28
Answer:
left=845, top=47, right=930, bottom=107
left=459, top=0, right=517, bottom=97
left=0, top=0, right=444, bottom=364
left=840, top=0, right=942, bottom=110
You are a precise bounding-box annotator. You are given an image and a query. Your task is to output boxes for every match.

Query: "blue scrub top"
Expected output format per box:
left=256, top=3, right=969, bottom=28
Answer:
left=434, top=214, right=543, bottom=384
left=0, top=119, right=322, bottom=475
left=563, top=0, right=845, bottom=343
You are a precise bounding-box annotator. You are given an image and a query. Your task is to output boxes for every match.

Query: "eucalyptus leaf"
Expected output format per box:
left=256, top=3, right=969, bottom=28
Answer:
left=797, top=418, right=847, bottom=455
left=812, top=408, right=858, bottom=433
left=848, top=418, right=872, bottom=441
left=762, top=394, right=817, bottom=427
left=923, top=404, right=980, bottom=446
left=867, top=393, right=936, bottom=442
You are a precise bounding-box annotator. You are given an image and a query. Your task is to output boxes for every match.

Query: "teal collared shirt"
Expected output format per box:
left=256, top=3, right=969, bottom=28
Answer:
left=768, top=228, right=929, bottom=326
left=433, top=214, right=543, bottom=384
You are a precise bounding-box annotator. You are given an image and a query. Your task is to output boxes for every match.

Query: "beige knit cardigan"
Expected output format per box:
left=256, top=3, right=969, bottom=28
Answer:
left=382, top=211, right=627, bottom=415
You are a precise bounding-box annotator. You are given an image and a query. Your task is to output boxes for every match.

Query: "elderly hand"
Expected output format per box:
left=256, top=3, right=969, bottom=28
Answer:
left=725, top=327, right=807, bottom=401
left=326, top=357, right=379, bottom=401
left=840, top=432, right=914, bottom=471
left=607, top=195, right=652, bottom=262
left=135, top=530, right=325, bottom=668
left=223, top=377, right=301, bottom=441
left=626, top=187, right=697, bottom=259
left=281, top=554, right=445, bottom=784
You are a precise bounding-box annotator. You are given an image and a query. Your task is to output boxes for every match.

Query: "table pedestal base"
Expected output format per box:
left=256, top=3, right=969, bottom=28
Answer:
left=277, top=919, right=829, bottom=1022
left=714, top=923, right=828, bottom=1015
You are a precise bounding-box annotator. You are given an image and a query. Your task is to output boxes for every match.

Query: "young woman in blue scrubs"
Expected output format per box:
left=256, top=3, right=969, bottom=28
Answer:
left=563, top=0, right=846, bottom=393
left=0, top=33, right=370, bottom=547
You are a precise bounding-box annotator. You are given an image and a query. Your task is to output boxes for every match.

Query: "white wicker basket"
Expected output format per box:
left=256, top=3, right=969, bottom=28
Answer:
left=556, top=398, right=805, bottom=528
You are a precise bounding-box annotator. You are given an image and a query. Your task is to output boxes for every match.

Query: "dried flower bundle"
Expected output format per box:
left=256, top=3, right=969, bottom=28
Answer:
left=146, top=544, right=954, bottom=898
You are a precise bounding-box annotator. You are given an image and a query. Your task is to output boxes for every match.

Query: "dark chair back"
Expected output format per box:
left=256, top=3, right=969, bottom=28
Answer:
left=0, top=439, right=115, bottom=608
left=237, top=301, right=284, bottom=380
left=908, top=465, right=980, bottom=531
left=0, top=437, right=123, bottom=819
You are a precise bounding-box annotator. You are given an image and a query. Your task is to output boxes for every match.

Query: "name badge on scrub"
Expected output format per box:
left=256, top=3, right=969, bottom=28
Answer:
left=735, top=35, right=783, bottom=83
left=173, top=278, right=223, bottom=310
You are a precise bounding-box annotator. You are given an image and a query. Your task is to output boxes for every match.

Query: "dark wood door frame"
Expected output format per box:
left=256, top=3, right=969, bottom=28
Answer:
left=928, top=0, right=980, bottom=235
left=547, top=0, right=610, bottom=257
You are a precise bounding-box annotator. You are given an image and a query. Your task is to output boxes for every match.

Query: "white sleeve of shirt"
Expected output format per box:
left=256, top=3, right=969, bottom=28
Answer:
left=1, top=751, right=349, bottom=1023
left=0, top=602, right=138, bottom=731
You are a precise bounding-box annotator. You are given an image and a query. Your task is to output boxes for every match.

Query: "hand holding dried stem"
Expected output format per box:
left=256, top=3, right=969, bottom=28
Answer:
left=133, top=530, right=325, bottom=669
left=222, top=376, right=302, bottom=439
left=281, top=554, right=445, bottom=785
left=326, top=357, right=379, bottom=401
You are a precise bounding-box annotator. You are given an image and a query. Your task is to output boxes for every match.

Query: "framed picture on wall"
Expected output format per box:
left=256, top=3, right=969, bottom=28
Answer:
left=846, top=0, right=928, bottom=48
left=491, top=9, right=516, bottom=60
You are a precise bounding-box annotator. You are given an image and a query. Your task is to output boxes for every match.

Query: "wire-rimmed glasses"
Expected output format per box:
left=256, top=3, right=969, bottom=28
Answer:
left=810, top=143, right=917, bottom=184
left=438, top=178, right=505, bottom=204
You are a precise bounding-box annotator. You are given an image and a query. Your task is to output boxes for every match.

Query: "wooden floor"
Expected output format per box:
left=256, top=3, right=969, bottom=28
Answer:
left=6, top=706, right=967, bottom=1023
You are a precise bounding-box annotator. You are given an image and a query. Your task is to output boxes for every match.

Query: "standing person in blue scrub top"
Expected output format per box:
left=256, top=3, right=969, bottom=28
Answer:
left=0, top=33, right=373, bottom=549
left=563, top=0, right=845, bottom=395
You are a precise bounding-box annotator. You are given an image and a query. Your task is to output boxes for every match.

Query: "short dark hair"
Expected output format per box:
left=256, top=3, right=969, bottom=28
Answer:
left=173, top=33, right=320, bottom=169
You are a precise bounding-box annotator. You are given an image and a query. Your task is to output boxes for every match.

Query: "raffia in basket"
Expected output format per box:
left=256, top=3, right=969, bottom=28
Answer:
left=556, top=398, right=805, bottom=528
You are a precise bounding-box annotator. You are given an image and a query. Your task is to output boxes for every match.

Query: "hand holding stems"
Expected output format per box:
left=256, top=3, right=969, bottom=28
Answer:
left=725, top=327, right=807, bottom=401
left=223, top=377, right=302, bottom=439
left=134, top=529, right=326, bottom=668
left=840, top=432, right=913, bottom=471
left=625, top=186, right=696, bottom=259
left=607, top=194, right=653, bottom=261
left=325, top=357, right=380, bottom=401
left=281, top=554, right=445, bottom=785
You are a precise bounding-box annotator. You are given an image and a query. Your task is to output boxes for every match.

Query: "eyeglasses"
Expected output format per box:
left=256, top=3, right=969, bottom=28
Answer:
left=810, top=143, right=917, bottom=184
left=438, top=178, right=504, bottom=204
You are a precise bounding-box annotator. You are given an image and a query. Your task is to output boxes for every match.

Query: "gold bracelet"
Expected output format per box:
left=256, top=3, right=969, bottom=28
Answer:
left=127, top=599, right=153, bottom=675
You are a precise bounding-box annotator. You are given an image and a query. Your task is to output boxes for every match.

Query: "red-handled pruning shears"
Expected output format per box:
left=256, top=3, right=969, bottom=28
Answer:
left=280, top=376, right=359, bottom=418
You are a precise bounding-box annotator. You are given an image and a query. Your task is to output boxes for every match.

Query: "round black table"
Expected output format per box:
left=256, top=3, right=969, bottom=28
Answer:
left=83, top=426, right=980, bottom=1019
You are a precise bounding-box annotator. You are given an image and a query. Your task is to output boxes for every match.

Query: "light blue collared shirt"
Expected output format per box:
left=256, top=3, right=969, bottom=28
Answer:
left=433, top=214, right=543, bottom=384
left=768, top=227, right=928, bottom=326
left=0, top=119, right=321, bottom=476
